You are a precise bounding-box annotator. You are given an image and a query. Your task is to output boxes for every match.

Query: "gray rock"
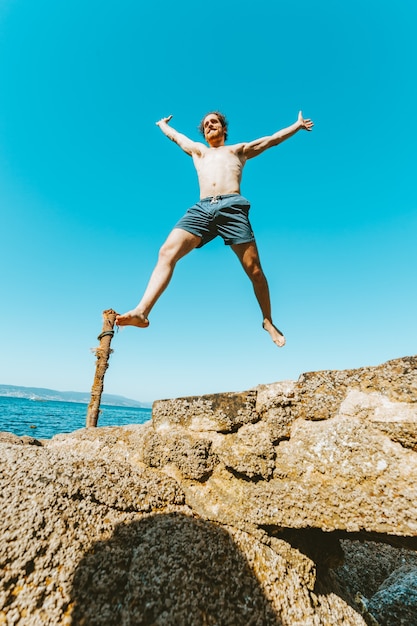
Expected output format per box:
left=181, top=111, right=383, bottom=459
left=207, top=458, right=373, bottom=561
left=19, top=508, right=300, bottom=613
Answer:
left=368, top=565, right=417, bottom=625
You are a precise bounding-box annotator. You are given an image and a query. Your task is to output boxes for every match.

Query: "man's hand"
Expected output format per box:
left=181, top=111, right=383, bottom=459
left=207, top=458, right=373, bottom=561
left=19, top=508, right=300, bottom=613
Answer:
left=298, top=110, right=314, bottom=131
left=156, top=115, right=173, bottom=127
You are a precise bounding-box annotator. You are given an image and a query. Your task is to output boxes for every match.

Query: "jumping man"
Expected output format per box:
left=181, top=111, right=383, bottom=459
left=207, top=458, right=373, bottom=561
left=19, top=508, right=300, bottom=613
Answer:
left=116, top=110, right=314, bottom=347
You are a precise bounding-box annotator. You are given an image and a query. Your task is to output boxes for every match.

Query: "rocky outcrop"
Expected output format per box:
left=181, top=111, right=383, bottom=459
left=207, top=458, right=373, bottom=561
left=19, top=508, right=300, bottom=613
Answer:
left=1, top=355, right=416, bottom=625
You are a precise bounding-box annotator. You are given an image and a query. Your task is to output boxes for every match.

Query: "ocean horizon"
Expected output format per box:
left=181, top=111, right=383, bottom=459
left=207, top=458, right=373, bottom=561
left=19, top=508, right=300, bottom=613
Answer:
left=0, top=396, right=152, bottom=440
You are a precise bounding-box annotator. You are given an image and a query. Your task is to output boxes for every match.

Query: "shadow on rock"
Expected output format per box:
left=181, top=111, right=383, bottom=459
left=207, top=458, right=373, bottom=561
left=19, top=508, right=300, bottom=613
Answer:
left=70, top=512, right=281, bottom=626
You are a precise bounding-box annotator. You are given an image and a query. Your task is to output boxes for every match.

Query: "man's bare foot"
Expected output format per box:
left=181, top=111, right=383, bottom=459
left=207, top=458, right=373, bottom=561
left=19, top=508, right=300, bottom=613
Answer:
left=115, top=309, right=150, bottom=328
left=262, top=319, right=286, bottom=348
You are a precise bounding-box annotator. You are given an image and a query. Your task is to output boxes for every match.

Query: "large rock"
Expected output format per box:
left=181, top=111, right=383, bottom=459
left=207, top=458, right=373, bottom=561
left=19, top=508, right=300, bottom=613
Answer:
left=1, top=355, right=416, bottom=625
left=367, top=565, right=417, bottom=625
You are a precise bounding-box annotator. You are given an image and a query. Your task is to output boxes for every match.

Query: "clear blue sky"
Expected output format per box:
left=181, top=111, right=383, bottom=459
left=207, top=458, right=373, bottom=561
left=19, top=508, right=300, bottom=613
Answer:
left=1, top=0, right=416, bottom=403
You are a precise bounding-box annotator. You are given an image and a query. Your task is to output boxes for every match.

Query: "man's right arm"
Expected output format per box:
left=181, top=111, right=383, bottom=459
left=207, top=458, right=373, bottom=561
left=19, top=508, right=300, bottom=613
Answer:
left=156, top=115, right=203, bottom=156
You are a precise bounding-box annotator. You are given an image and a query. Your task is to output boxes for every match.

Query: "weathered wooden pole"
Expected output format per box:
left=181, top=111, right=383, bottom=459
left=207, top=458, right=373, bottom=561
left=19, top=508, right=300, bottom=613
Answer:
left=86, top=308, right=118, bottom=427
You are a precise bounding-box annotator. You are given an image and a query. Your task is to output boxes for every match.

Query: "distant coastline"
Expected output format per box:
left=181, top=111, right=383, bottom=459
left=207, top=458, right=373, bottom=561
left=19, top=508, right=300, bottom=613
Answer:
left=0, top=384, right=152, bottom=409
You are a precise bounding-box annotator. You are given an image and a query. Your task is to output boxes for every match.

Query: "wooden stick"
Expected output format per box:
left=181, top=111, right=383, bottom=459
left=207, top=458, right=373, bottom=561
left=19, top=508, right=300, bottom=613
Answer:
left=86, top=309, right=118, bottom=428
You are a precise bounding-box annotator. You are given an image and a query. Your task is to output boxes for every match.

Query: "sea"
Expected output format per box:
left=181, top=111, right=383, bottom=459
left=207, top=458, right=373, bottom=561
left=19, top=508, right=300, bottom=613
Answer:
left=0, top=396, right=152, bottom=440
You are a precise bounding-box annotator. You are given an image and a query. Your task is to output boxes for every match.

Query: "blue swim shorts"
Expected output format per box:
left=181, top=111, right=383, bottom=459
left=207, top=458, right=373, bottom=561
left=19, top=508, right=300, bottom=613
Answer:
left=174, top=194, right=255, bottom=248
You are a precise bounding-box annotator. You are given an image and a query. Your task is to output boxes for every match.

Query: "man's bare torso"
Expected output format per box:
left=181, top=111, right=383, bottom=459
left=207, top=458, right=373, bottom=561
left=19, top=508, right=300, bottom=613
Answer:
left=192, top=144, right=246, bottom=199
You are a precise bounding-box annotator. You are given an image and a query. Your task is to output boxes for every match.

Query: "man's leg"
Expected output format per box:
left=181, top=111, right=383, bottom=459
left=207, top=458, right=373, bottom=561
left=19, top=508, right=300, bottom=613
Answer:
left=116, top=228, right=201, bottom=327
left=231, top=241, right=286, bottom=347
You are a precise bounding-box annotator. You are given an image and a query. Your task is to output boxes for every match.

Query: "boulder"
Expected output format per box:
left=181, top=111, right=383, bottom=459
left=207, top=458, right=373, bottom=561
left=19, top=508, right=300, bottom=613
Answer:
left=1, top=355, right=416, bottom=625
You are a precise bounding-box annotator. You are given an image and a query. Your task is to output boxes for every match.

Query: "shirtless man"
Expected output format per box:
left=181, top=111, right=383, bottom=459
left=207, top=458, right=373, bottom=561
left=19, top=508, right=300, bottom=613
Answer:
left=116, top=110, right=314, bottom=347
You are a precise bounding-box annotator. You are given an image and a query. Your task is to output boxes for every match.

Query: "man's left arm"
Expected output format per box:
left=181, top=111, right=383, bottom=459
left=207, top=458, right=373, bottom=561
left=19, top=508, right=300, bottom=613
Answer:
left=242, top=111, right=313, bottom=159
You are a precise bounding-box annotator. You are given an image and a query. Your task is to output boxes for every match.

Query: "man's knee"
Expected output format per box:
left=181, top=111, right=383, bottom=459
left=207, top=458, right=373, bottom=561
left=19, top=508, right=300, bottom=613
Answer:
left=244, top=260, right=265, bottom=283
left=158, top=242, right=177, bottom=265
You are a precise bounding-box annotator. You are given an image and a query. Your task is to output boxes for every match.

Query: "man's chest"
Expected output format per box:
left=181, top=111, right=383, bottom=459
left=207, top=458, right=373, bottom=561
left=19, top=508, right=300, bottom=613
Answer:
left=195, top=148, right=243, bottom=173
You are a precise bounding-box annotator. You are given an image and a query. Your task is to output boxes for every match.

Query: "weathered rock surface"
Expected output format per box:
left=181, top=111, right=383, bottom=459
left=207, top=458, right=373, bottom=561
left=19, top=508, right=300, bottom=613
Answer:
left=367, top=564, right=417, bottom=625
left=1, top=355, right=416, bottom=625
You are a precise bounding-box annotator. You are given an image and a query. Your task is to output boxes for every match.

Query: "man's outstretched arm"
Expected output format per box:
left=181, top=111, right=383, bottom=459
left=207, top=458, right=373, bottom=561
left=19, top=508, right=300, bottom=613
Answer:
left=156, top=115, right=203, bottom=156
left=241, top=111, right=313, bottom=159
